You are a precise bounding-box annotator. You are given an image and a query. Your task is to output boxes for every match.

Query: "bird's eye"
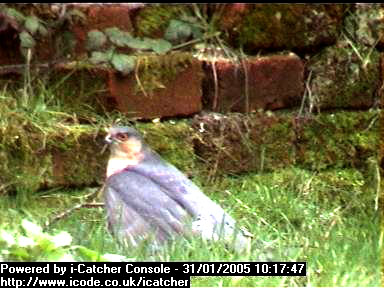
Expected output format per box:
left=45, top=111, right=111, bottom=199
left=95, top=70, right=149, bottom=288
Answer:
left=116, top=133, right=129, bottom=141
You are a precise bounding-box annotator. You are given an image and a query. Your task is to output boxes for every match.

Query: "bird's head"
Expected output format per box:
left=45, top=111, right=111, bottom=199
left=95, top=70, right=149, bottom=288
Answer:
left=105, top=126, right=145, bottom=177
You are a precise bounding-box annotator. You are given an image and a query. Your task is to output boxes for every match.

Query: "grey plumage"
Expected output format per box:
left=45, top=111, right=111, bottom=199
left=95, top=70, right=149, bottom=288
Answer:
left=104, top=126, right=251, bottom=252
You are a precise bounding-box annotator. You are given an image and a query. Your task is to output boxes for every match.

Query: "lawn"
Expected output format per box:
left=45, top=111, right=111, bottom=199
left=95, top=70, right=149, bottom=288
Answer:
left=0, top=166, right=380, bottom=286
left=0, top=79, right=380, bottom=286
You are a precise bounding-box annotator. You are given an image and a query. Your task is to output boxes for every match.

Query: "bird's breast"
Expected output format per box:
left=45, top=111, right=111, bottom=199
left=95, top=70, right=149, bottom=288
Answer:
left=106, top=156, right=141, bottom=178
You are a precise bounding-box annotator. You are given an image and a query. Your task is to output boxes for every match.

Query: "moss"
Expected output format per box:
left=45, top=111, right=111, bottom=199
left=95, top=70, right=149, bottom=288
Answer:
left=50, top=130, right=108, bottom=187
left=0, top=105, right=51, bottom=193
left=191, top=111, right=296, bottom=177
left=0, top=122, right=104, bottom=193
left=0, top=76, right=379, bottom=194
left=48, top=66, right=109, bottom=118
left=260, top=116, right=296, bottom=170
left=234, top=4, right=345, bottom=52
left=351, top=4, right=384, bottom=49
left=309, top=41, right=380, bottom=109
left=134, top=4, right=191, bottom=38
left=0, top=90, right=198, bottom=194
left=0, top=92, right=108, bottom=193
left=192, top=110, right=378, bottom=177
left=0, top=75, right=201, bottom=194
left=135, top=120, right=197, bottom=175
left=134, top=52, right=195, bottom=95
left=295, top=111, right=379, bottom=171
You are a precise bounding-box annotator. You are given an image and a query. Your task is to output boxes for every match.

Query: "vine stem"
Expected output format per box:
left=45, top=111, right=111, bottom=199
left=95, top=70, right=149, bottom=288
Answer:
left=171, top=32, right=221, bottom=51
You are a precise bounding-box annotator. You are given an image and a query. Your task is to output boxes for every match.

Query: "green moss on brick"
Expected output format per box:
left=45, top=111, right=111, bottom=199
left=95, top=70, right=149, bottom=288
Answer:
left=192, top=112, right=296, bottom=176
left=134, top=52, right=195, bottom=95
left=135, top=120, right=197, bottom=175
left=295, top=111, right=379, bottom=171
left=309, top=41, right=380, bottom=109
left=233, top=4, right=345, bottom=52
left=134, top=4, right=191, bottom=38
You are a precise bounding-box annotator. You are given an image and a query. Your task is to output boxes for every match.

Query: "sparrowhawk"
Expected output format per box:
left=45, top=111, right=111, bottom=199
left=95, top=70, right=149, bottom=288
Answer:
left=104, top=126, right=251, bottom=252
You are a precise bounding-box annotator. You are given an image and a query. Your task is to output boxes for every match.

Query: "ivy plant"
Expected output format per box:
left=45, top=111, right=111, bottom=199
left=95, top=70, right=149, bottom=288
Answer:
left=85, top=27, right=174, bottom=75
left=0, top=219, right=129, bottom=262
left=3, top=8, right=48, bottom=57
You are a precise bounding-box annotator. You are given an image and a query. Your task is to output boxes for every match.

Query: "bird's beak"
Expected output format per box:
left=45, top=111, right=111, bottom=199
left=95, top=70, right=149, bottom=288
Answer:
left=104, top=134, right=113, bottom=144
left=101, top=134, right=113, bottom=155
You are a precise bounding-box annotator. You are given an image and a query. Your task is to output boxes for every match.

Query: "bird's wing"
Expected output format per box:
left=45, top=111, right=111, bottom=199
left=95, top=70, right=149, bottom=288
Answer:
left=105, top=185, right=152, bottom=246
left=131, top=159, right=251, bottom=252
left=105, top=170, right=192, bottom=246
left=130, top=152, right=237, bottom=227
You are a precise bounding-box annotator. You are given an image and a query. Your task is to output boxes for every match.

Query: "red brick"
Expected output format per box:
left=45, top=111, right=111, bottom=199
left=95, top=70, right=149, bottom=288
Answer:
left=71, top=4, right=134, bottom=56
left=203, top=54, right=304, bottom=112
left=107, top=54, right=203, bottom=119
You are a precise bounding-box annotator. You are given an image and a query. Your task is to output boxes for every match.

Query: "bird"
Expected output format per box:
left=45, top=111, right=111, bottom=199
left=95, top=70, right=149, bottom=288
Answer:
left=103, top=126, right=251, bottom=252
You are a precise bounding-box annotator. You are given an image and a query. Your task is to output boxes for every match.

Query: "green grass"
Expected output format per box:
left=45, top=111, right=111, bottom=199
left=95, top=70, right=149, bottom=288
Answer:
left=0, top=75, right=380, bottom=286
left=0, top=166, right=380, bottom=286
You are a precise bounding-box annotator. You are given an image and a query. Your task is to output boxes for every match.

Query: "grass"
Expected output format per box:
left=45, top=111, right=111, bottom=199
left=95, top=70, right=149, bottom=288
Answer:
left=0, top=165, right=380, bottom=286
left=0, top=71, right=380, bottom=286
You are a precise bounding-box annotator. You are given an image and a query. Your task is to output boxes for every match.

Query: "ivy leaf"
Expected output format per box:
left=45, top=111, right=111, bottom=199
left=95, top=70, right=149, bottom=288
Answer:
left=4, top=8, right=25, bottom=23
left=124, top=37, right=152, bottom=50
left=89, top=50, right=113, bottom=64
left=190, top=24, right=203, bottom=39
left=0, top=229, right=16, bottom=246
left=111, top=54, right=136, bottom=75
left=19, top=31, right=36, bottom=48
left=35, top=237, right=55, bottom=252
left=17, top=235, right=36, bottom=247
left=149, top=39, right=172, bottom=54
left=105, top=27, right=132, bottom=47
left=24, top=15, right=40, bottom=35
left=21, top=219, right=42, bottom=237
left=50, top=231, right=72, bottom=248
left=38, top=24, right=49, bottom=37
left=164, top=19, right=192, bottom=43
left=86, top=30, right=107, bottom=51
left=10, top=246, right=29, bottom=260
